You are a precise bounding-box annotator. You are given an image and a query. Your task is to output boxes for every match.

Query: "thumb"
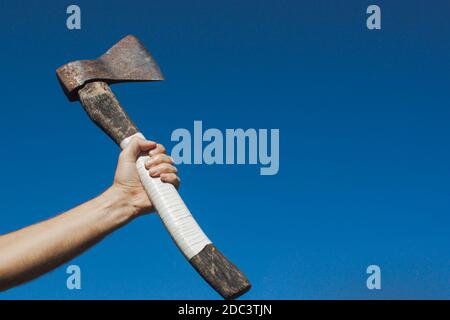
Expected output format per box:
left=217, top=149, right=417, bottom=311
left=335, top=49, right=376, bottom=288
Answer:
left=121, top=138, right=156, bottom=161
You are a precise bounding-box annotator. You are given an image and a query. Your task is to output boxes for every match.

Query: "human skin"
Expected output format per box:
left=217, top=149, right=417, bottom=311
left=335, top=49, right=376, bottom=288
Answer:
left=0, top=138, right=179, bottom=291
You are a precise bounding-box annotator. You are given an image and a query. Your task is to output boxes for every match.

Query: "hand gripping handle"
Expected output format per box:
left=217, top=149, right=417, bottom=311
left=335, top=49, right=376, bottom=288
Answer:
left=120, top=133, right=211, bottom=259
left=78, top=82, right=251, bottom=299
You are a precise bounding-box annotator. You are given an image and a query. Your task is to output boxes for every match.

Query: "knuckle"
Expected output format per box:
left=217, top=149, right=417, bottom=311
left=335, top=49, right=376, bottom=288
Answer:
left=165, top=163, right=177, bottom=172
left=153, top=154, right=164, bottom=162
left=164, top=163, right=176, bottom=172
left=158, top=144, right=166, bottom=153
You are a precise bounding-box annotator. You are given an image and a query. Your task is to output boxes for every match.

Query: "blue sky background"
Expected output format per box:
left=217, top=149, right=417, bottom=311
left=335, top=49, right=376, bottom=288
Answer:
left=0, top=0, right=449, bottom=299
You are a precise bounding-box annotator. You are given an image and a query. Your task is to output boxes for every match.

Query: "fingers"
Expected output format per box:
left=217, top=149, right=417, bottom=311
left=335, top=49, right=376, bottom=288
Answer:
left=160, top=173, right=181, bottom=189
left=149, top=143, right=166, bottom=157
left=144, top=147, right=180, bottom=188
left=120, top=138, right=180, bottom=189
left=148, top=163, right=177, bottom=177
left=144, top=154, right=174, bottom=170
left=149, top=163, right=180, bottom=188
left=121, top=138, right=157, bottom=160
left=144, top=143, right=174, bottom=174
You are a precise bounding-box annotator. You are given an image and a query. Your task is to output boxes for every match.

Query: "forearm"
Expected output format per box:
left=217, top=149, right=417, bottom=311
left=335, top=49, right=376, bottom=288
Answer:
left=0, top=187, right=136, bottom=291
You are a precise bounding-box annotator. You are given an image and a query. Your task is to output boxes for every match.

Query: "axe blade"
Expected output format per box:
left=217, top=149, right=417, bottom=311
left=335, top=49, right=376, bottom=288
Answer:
left=57, top=35, right=164, bottom=101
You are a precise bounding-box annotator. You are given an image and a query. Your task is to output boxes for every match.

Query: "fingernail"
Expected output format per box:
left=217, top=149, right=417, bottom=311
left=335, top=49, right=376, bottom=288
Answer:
left=149, top=168, right=159, bottom=176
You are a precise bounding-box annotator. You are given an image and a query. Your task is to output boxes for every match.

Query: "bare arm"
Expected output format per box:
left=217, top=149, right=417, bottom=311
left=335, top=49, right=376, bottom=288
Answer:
left=0, top=137, right=179, bottom=291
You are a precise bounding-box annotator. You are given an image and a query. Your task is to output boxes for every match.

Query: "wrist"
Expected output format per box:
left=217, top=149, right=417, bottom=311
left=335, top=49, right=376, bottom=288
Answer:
left=97, top=186, right=139, bottom=226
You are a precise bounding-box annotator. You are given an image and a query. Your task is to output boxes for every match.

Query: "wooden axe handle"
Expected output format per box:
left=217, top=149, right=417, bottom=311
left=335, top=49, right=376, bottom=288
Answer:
left=77, top=81, right=251, bottom=299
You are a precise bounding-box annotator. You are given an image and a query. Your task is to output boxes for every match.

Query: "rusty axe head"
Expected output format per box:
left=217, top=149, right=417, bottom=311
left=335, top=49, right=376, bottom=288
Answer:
left=56, top=35, right=164, bottom=101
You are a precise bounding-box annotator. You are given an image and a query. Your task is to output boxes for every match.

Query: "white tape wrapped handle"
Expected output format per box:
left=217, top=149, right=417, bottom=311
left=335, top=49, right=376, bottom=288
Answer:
left=120, top=133, right=212, bottom=259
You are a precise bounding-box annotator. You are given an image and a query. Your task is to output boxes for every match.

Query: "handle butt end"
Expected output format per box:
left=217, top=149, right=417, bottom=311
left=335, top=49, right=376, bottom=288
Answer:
left=189, top=244, right=251, bottom=299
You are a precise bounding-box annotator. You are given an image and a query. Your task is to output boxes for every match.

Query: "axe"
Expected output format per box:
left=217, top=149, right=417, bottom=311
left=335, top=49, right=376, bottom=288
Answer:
left=56, top=35, right=250, bottom=299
